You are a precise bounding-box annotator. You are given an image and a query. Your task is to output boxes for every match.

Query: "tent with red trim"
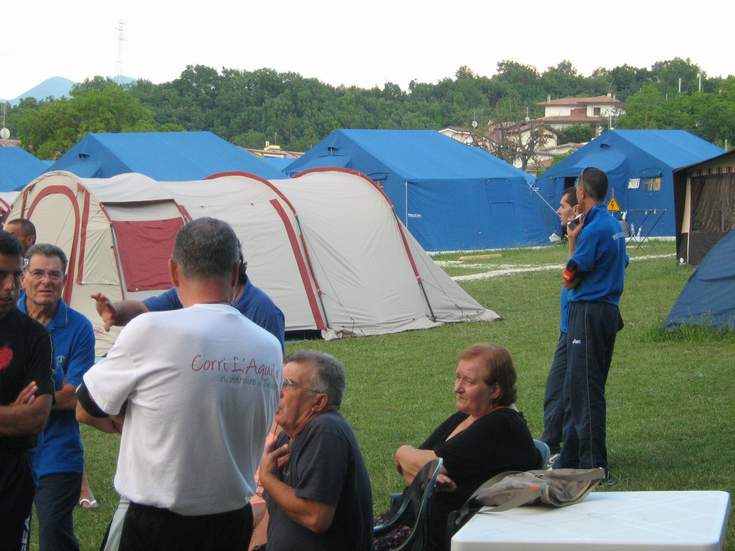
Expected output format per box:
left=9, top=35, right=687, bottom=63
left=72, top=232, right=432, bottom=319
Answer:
left=0, top=192, right=18, bottom=221
left=9, top=169, right=498, bottom=354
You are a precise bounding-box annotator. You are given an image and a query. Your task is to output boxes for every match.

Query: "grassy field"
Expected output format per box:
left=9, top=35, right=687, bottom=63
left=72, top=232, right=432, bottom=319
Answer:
left=58, top=240, right=733, bottom=550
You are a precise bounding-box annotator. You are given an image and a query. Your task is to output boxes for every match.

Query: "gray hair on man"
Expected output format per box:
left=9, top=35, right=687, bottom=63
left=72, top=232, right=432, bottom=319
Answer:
left=286, top=350, right=346, bottom=408
left=172, top=217, right=240, bottom=278
left=26, top=243, right=68, bottom=274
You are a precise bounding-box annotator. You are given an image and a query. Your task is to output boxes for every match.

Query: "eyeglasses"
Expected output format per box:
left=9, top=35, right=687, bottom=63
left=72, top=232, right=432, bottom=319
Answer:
left=27, top=269, right=64, bottom=281
left=282, top=377, right=324, bottom=394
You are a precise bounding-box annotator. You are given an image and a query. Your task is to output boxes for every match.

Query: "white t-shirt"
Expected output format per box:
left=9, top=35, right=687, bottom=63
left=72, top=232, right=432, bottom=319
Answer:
left=83, top=303, right=282, bottom=515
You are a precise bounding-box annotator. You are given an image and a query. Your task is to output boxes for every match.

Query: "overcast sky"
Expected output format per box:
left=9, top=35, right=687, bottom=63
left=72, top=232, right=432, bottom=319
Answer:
left=2, top=0, right=732, bottom=99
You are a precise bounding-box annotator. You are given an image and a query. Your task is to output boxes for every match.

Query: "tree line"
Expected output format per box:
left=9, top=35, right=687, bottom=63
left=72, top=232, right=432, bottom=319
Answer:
left=5, top=57, right=734, bottom=160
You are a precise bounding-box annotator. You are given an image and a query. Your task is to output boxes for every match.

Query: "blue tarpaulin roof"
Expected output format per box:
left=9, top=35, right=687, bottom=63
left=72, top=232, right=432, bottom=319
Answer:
left=286, top=129, right=553, bottom=251
left=664, top=229, right=735, bottom=330
left=47, top=131, right=284, bottom=180
left=261, top=156, right=299, bottom=172
left=536, top=130, right=723, bottom=236
left=0, top=147, right=48, bottom=191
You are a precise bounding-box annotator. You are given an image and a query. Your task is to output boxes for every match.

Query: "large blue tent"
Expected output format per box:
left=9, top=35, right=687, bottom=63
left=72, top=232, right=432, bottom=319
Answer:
left=0, top=147, right=48, bottom=191
left=261, top=156, right=298, bottom=172
left=47, top=131, right=284, bottom=180
left=285, top=129, right=553, bottom=251
left=664, top=228, right=735, bottom=330
left=535, top=130, right=722, bottom=237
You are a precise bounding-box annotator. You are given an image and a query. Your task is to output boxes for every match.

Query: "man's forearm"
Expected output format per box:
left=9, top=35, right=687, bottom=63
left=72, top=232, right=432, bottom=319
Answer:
left=52, top=384, right=77, bottom=411
left=75, top=402, right=122, bottom=433
left=110, top=300, right=148, bottom=326
left=260, top=473, right=335, bottom=534
left=0, top=396, right=52, bottom=436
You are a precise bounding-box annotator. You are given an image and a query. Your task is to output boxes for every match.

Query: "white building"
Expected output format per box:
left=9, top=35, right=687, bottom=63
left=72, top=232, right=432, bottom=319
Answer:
left=538, top=94, right=625, bottom=132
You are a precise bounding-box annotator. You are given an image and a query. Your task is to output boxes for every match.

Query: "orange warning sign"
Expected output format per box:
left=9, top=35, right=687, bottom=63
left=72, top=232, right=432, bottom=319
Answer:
left=607, top=196, right=620, bottom=212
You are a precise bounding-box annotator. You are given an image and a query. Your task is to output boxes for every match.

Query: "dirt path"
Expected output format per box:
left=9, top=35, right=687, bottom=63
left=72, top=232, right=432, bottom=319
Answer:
left=450, top=254, right=675, bottom=281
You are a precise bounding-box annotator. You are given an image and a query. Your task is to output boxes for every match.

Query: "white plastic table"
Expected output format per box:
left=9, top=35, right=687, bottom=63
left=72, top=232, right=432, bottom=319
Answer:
left=451, top=491, right=731, bottom=551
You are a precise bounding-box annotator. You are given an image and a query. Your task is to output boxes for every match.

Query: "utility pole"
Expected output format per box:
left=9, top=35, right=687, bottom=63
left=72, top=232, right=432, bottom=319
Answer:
left=115, top=20, right=126, bottom=77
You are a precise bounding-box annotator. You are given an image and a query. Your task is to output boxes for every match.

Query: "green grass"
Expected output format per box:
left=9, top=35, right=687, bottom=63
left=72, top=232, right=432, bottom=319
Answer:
left=55, top=240, right=735, bottom=550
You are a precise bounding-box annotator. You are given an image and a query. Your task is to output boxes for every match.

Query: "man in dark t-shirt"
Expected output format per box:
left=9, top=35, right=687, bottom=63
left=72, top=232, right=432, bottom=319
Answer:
left=260, top=350, right=373, bottom=551
left=0, top=230, right=54, bottom=550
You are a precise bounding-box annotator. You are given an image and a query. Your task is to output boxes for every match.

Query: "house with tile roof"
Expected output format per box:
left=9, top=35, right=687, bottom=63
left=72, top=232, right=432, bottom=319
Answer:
left=538, top=94, right=625, bottom=133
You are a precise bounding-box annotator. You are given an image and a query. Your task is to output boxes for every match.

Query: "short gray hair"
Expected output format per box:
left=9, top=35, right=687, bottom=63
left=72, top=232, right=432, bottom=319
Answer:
left=26, top=243, right=68, bottom=274
left=172, top=218, right=239, bottom=278
left=286, top=350, right=346, bottom=408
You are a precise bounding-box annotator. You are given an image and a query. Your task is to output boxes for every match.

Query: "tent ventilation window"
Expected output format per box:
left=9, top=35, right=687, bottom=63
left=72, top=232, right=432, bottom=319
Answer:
left=642, top=177, right=662, bottom=192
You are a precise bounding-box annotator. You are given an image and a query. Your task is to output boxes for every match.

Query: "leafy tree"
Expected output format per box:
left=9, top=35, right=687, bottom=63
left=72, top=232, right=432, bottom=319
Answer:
left=651, top=58, right=703, bottom=95
left=10, top=59, right=735, bottom=157
left=557, top=125, right=594, bottom=144
left=617, top=83, right=665, bottom=129
left=73, top=76, right=120, bottom=92
left=17, top=85, right=155, bottom=158
left=541, top=60, right=589, bottom=99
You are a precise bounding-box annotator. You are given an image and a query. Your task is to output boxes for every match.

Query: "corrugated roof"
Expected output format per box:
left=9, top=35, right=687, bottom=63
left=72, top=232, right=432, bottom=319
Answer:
left=539, top=95, right=624, bottom=106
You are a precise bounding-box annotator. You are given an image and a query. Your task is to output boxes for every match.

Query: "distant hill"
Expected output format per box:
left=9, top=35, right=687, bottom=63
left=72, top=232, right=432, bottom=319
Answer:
left=2, top=75, right=137, bottom=105
left=111, top=75, right=137, bottom=86
left=4, top=77, right=75, bottom=105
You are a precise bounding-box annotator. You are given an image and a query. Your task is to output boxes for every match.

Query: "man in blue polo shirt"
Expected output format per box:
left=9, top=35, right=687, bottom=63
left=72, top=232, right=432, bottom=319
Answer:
left=19, top=243, right=95, bottom=551
left=559, top=167, right=626, bottom=479
left=92, top=250, right=285, bottom=349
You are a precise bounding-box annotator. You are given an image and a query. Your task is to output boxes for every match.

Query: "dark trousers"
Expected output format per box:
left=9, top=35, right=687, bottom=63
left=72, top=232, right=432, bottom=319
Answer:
left=559, top=301, right=622, bottom=472
left=119, top=501, right=253, bottom=551
left=35, top=472, right=82, bottom=551
left=0, top=451, right=34, bottom=551
left=540, top=332, right=567, bottom=454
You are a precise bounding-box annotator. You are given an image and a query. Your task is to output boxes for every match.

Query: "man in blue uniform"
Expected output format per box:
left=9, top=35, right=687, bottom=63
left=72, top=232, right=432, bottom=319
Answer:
left=560, top=167, right=627, bottom=478
left=92, top=250, right=285, bottom=348
left=20, top=244, right=95, bottom=551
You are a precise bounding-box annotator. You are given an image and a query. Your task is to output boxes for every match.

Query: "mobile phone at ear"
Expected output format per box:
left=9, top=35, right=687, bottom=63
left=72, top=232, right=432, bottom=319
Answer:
left=568, top=215, right=582, bottom=230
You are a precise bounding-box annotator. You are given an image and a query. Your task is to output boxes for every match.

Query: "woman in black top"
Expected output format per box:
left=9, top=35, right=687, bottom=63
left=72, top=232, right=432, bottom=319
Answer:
left=394, top=344, right=540, bottom=550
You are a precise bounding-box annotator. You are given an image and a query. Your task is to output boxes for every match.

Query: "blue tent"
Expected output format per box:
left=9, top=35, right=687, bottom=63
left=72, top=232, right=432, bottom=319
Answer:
left=0, top=147, right=48, bottom=191
left=286, top=129, right=553, bottom=251
left=536, top=130, right=722, bottom=237
left=261, top=156, right=297, bottom=172
left=664, top=229, right=735, bottom=330
left=47, top=131, right=284, bottom=180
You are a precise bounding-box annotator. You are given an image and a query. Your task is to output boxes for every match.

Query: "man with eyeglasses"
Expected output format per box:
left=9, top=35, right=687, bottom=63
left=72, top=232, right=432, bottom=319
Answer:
left=259, top=350, right=373, bottom=551
left=0, top=230, right=54, bottom=551
left=18, top=244, right=95, bottom=551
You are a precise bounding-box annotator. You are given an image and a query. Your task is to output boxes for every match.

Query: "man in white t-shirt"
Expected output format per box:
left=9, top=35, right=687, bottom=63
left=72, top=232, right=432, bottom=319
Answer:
left=75, top=217, right=282, bottom=551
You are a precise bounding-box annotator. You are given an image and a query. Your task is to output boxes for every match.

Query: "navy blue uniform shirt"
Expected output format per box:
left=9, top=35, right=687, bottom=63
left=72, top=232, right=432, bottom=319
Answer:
left=567, top=204, right=628, bottom=305
left=143, top=277, right=285, bottom=348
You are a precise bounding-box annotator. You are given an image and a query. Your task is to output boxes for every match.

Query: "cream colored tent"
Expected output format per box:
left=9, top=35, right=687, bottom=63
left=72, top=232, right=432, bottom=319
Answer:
left=0, top=192, right=19, bottom=220
left=9, top=169, right=498, bottom=353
